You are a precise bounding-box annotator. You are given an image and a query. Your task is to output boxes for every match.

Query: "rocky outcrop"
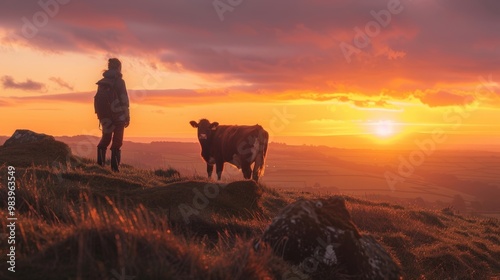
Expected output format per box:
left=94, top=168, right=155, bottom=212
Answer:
left=257, top=196, right=401, bottom=279
left=0, top=129, right=73, bottom=167
left=3, top=129, right=55, bottom=147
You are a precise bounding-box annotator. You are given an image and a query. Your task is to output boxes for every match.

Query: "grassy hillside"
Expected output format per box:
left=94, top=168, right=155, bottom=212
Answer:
left=0, top=159, right=499, bottom=279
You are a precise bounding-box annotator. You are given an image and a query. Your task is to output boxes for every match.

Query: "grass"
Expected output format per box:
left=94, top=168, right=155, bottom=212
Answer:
left=0, top=159, right=498, bottom=279
left=0, top=139, right=73, bottom=168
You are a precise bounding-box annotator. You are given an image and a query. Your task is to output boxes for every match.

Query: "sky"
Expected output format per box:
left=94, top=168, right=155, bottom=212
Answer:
left=1, top=0, right=499, bottom=149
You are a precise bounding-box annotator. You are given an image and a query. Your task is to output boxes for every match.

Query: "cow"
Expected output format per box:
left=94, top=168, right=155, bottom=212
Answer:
left=190, top=119, right=269, bottom=181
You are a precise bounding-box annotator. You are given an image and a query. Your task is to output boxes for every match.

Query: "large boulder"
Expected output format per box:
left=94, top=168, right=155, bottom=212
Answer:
left=3, top=129, right=55, bottom=147
left=0, top=129, right=73, bottom=167
left=257, top=196, right=401, bottom=279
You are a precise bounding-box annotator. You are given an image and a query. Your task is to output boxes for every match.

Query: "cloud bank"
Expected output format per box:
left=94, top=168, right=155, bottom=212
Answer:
left=1, top=0, right=499, bottom=107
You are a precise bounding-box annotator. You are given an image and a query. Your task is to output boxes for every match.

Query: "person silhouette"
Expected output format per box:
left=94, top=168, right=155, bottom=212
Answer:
left=95, top=58, right=130, bottom=172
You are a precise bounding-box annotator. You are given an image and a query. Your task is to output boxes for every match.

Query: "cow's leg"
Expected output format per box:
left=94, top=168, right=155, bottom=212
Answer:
left=242, top=162, right=252, bottom=179
left=216, top=161, right=224, bottom=180
left=252, top=130, right=268, bottom=182
left=252, top=153, right=264, bottom=181
left=252, top=164, right=260, bottom=182
left=207, top=164, right=213, bottom=179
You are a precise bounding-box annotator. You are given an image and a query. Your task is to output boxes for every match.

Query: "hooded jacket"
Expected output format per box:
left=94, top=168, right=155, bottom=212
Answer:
left=97, top=69, right=130, bottom=124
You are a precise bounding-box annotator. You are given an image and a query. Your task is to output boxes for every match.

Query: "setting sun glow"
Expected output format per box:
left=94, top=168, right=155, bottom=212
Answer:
left=373, top=121, right=396, bottom=138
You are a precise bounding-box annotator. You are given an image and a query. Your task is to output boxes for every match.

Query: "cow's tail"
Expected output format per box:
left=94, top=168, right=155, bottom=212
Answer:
left=253, top=128, right=269, bottom=181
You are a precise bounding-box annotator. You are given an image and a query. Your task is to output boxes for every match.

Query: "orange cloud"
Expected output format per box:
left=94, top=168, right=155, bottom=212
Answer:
left=417, top=91, right=475, bottom=107
left=49, top=77, right=74, bottom=91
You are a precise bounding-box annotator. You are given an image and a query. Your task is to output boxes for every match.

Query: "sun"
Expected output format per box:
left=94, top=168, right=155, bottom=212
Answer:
left=373, top=120, right=396, bottom=138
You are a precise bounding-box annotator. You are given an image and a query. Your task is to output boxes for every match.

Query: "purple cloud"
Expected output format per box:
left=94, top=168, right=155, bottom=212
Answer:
left=1, top=76, right=45, bottom=91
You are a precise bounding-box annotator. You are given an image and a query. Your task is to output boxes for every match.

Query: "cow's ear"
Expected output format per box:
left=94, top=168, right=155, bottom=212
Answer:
left=210, top=122, right=219, bottom=130
left=189, top=121, right=198, bottom=128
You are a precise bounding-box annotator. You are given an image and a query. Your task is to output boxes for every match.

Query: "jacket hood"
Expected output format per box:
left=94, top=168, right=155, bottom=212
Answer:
left=102, top=69, right=122, bottom=79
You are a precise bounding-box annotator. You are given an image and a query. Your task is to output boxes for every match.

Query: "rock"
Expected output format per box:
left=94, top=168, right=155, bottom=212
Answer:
left=0, top=129, right=73, bottom=167
left=257, top=196, right=401, bottom=279
left=221, top=180, right=263, bottom=210
left=3, top=129, right=55, bottom=147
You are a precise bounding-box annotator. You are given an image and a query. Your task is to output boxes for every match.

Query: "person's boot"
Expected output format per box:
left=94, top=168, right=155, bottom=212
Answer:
left=111, top=149, right=121, bottom=172
left=97, top=147, right=106, bottom=166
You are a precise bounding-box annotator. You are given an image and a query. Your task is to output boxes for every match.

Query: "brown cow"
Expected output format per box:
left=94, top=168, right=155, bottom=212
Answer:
left=190, top=119, right=269, bottom=181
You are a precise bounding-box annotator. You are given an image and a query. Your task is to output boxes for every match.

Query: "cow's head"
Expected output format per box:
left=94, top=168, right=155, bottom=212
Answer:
left=190, top=119, right=219, bottom=143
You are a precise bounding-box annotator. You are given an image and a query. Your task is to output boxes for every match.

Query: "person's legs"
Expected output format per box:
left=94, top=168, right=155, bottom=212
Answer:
left=97, top=147, right=107, bottom=166
left=110, top=123, right=125, bottom=172
left=97, top=123, right=113, bottom=166
left=110, top=149, right=121, bottom=172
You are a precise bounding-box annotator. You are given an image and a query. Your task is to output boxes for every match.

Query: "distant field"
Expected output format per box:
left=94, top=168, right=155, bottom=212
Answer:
left=60, top=137, right=500, bottom=214
left=262, top=162, right=478, bottom=203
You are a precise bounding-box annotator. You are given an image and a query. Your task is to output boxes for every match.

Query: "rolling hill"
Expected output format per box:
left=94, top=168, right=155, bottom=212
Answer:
left=0, top=134, right=499, bottom=279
